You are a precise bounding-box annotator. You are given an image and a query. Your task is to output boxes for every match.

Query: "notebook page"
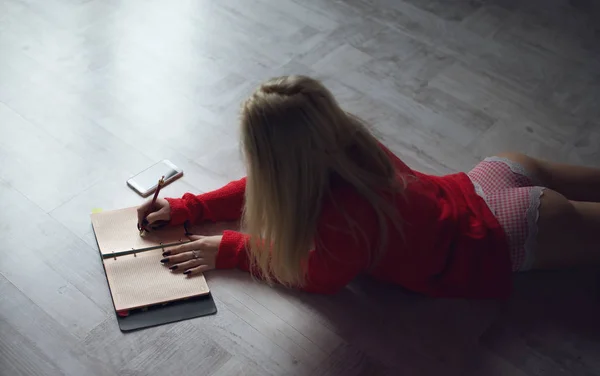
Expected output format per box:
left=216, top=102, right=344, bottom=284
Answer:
left=91, top=207, right=188, bottom=255
left=103, top=246, right=210, bottom=311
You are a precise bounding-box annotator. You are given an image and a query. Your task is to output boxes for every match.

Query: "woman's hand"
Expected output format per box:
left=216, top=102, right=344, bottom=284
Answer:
left=137, top=198, right=171, bottom=231
left=160, top=235, right=222, bottom=276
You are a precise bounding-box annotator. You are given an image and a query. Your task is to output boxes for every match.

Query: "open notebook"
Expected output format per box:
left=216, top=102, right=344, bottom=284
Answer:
left=91, top=207, right=210, bottom=312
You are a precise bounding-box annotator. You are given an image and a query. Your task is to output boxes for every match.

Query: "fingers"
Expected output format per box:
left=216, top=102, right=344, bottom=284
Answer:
left=163, top=237, right=205, bottom=256
left=145, top=208, right=170, bottom=225
left=183, top=264, right=211, bottom=276
left=169, top=259, right=205, bottom=272
left=136, top=200, right=153, bottom=227
left=149, top=219, right=168, bottom=230
left=137, top=198, right=171, bottom=231
left=162, top=251, right=202, bottom=264
left=158, top=245, right=214, bottom=276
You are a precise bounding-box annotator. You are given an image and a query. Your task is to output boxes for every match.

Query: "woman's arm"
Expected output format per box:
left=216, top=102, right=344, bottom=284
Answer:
left=214, top=194, right=374, bottom=294
left=215, top=227, right=367, bottom=294
left=165, top=178, right=246, bottom=225
left=165, top=186, right=375, bottom=293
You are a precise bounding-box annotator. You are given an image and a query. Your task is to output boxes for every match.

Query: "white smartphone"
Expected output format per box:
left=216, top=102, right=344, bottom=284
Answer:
left=127, top=160, right=183, bottom=197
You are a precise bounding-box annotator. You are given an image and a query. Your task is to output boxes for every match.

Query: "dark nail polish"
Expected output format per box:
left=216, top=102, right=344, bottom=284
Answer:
left=142, top=219, right=149, bottom=226
left=183, top=270, right=191, bottom=275
left=169, top=265, right=178, bottom=270
left=162, top=251, right=171, bottom=256
left=160, top=258, right=169, bottom=263
left=185, top=232, right=192, bottom=236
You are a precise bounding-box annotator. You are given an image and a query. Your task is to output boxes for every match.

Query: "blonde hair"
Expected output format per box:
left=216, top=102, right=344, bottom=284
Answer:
left=241, top=75, right=404, bottom=287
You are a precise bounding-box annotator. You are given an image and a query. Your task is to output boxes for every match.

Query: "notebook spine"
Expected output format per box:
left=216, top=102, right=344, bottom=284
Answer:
left=102, top=239, right=188, bottom=259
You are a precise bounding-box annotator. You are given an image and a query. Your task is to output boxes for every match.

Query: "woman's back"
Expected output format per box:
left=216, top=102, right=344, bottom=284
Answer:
left=319, top=145, right=512, bottom=298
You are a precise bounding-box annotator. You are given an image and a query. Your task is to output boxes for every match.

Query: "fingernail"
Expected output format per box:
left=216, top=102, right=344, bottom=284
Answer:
left=185, top=232, right=192, bottom=236
left=169, top=265, right=178, bottom=270
left=183, top=270, right=191, bottom=275
left=162, top=251, right=171, bottom=256
left=142, top=219, right=149, bottom=226
left=160, top=258, right=169, bottom=263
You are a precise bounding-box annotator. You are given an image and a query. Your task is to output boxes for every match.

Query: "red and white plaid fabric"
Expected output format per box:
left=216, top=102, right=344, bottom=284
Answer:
left=467, top=157, right=545, bottom=272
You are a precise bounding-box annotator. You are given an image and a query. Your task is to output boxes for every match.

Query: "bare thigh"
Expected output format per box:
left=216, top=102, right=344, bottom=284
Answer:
left=534, top=189, right=600, bottom=269
left=495, top=151, right=600, bottom=203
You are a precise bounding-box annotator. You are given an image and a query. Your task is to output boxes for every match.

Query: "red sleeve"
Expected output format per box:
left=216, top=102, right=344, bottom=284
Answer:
left=165, top=178, right=246, bottom=226
left=215, top=190, right=375, bottom=294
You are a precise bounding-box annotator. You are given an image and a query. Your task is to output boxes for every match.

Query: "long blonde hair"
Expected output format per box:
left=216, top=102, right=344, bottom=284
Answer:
left=241, top=75, right=404, bottom=287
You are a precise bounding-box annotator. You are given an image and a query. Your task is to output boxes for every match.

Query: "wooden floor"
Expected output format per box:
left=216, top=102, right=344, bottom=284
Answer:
left=1, top=0, right=600, bottom=375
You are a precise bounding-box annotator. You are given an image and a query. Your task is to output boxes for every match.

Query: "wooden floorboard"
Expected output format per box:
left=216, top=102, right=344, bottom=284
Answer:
left=1, top=0, right=599, bottom=374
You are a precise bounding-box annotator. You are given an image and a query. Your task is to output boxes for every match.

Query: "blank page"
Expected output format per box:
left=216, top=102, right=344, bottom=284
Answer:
left=91, top=207, right=188, bottom=255
left=103, top=246, right=210, bottom=311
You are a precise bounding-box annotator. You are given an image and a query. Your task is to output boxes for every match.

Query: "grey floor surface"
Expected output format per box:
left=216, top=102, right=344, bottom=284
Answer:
left=1, top=0, right=599, bottom=375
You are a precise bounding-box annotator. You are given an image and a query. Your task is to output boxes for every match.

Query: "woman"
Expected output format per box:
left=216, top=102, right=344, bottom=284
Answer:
left=137, top=75, right=600, bottom=298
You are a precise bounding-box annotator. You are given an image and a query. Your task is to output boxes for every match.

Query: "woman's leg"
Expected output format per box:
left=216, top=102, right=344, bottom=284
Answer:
left=468, top=153, right=600, bottom=271
left=495, top=152, right=600, bottom=202
left=533, top=189, right=600, bottom=269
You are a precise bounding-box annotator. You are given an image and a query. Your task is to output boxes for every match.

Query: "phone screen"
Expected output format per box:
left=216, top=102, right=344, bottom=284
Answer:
left=130, top=161, right=181, bottom=193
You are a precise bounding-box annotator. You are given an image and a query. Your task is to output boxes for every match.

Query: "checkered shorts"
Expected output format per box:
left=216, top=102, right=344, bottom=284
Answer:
left=467, top=157, right=545, bottom=272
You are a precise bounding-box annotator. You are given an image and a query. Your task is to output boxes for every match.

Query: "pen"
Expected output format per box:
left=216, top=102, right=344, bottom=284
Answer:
left=138, top=176, right=165, bottom=235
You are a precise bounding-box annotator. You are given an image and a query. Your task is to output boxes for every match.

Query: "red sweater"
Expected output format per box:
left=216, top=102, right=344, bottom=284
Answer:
left=166, top=150, right=512, bottom=299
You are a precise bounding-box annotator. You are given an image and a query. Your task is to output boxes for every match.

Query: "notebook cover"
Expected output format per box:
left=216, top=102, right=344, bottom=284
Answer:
left=115, top=293, right=217, bottom=332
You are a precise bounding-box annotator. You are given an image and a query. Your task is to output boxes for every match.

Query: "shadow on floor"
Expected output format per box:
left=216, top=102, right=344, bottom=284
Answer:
left=197, top=217, right=600, bottom=374
left=274, top=269, right=600, bottom=375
